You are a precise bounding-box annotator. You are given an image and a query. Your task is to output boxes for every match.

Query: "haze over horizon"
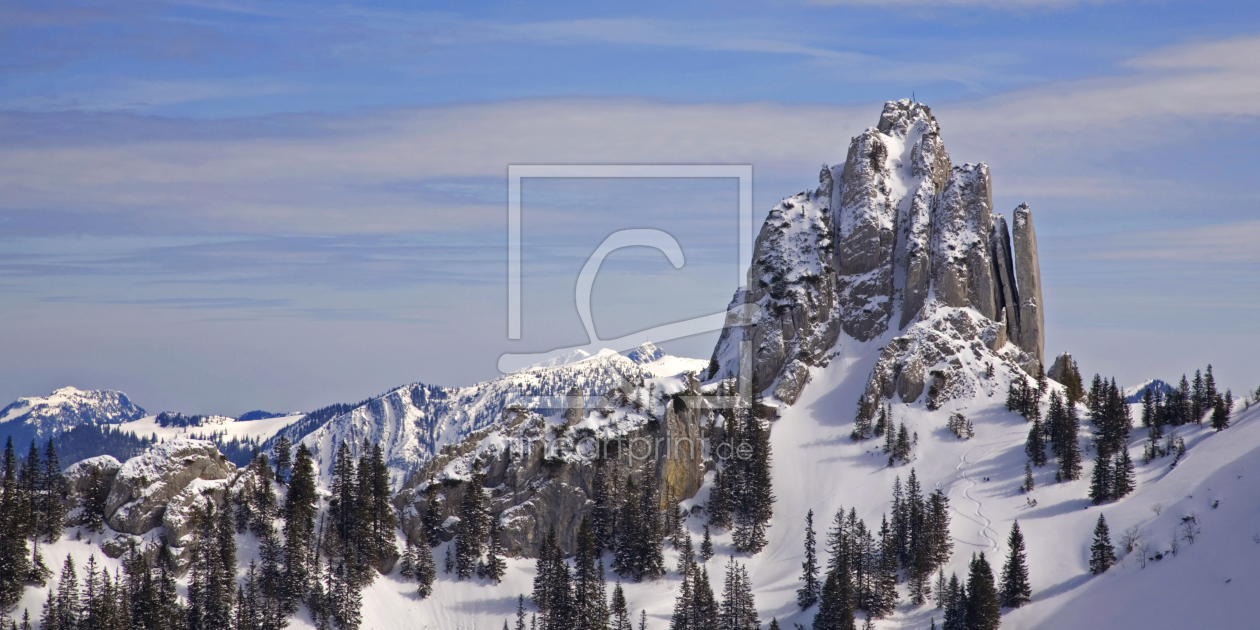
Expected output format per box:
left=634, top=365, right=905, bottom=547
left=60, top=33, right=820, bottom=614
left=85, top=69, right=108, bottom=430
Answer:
left=2, top=0, right=1258, bottom=414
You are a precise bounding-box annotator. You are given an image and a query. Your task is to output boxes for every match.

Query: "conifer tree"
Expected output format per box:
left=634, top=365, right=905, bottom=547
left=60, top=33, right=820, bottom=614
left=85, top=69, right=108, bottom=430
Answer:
left=999, top=521, right=1031, bottom=608
left=1088, top=450, right=1112, bottom=504
left=573, top=518, right=607, bottom=630
left=1, top=438, right=32, bottom=615
left=414, top=526, right=436, bottom=598
left=1089, top=515, right=1115, bottom=574
left=274, top=436, right=292, bottom=483
left=700, top=525, right=714, bottom=563
left=1025, top=417, right=1046, bottom=467
left=517, top=595, right=529, bottom=630
left=964, top=553, right=999, bottom=630
left=813, top=565, right=855, bottom=630
left=1022, top=462, right=1035, bottom=494
left=282, top=444, right=318, bottom=611
left=707, top=469, right=732, bottom=532
left=484, top=518, right=508, bottom=585
left=18, top=440, right=41, bottom=539
left=611, top=583, right=632, bottom=630
left=591, top=465, right=614, bottom=553
left=718, top=557, right=758, bottom=630
left=797, top=510, right=821, bottom=610
left=455, top=466, right=490, bottom=580
left=39, top=441, right=66, bottom=544
left=1211, top=395, right=1231, bottom=431
left=942, top=574, right=966, bottom=630
left=1112, top=448, right=1135, bottom=500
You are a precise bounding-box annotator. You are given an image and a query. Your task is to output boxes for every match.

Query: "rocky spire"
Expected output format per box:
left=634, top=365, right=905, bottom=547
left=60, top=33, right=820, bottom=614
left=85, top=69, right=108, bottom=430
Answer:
left=707, top=99, right=1048, bottom=405
left=1012, top=204, right=1045, bottom=364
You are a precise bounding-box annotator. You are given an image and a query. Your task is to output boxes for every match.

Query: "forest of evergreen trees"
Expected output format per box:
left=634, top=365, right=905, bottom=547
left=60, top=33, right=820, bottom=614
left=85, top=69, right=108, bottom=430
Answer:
left=0, top=436, right=410, bottom=630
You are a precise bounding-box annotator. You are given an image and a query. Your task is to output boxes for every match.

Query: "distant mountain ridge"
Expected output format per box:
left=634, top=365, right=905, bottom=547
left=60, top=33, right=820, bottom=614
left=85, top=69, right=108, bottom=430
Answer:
left=0, top=386, right=146, bottom=447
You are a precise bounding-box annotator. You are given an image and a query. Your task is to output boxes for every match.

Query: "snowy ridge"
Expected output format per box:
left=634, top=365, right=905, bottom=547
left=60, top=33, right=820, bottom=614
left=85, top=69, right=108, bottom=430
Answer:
left=273, top=344, right=705, bottom=490
left=0, top=386, right=147, bottom=446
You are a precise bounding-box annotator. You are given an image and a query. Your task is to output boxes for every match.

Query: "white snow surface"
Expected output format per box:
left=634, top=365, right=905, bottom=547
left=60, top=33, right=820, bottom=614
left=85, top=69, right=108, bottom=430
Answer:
left=280, top=346, right=704, bottom=491
left=118, top=412, right=303, bottom=443
left=341, top=328, right=1260, bottom=629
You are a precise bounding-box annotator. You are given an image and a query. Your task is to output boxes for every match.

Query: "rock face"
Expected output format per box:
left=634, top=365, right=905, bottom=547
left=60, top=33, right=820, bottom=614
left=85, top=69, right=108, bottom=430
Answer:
left=396, top=381, right=713, bottom=557
left=709, top=99, right=1048, bottom=404
left=1012, top=204, right=1045, bottom=362
left=104, top=439, right=235, bottom=536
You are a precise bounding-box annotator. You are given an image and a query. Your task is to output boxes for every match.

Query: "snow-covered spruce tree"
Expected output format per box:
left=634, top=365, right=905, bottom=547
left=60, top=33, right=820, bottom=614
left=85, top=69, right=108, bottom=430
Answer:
left=1, top=438, right=32, bottom=615
left=999, top=521, right=1031, bottom=609
left=718, top=557, right=759, bottom=630
left=39, top=441, right=67, bottom=544
left=942, top=573, right=966, bottom=630
left=611, top=584, right=632, bottom=630
left=282, top=443, right=318, bottom=613
left=413, top=525, right=437, bottom=598
left=732, top=397, right=775, bottom=555
left=274, top=435, right=292, bottom=483
left=700, top=525, right=715, bottom=563
left=869, top=515, right=898, bottom=619
left=1089, top=515, right=1115, bottom=574
left=1112, top=448, right=1135, bottom=500
left=1211, top=394, right=1231, bottom=431
left=455, top=465, right=490, bottom=580
left=1025, top=415, right=1047, bottom=468
left=964, top=553, right=999, bottom=630
left=813, top=559, right=855, bottom=630
left=707, top=469, right=732, bottom=531
left=670, top=564, right=696, bottom=630
left=850, top=407, right=872, bottom=442
left=797, top=510, right=821, bottom=610
left=483, top=518, right=507, bottom=585
left=591, top=465, right=615, bottom=554
left=572, top=518, right=609, bottom=630
left=1088, top=451, right=1113, bottom=505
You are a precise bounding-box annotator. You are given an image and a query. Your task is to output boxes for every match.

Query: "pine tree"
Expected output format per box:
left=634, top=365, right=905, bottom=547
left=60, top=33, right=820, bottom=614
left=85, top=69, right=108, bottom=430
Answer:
left=455, top=466, right=489, bottom=580
left=869, top=514, right=897, bottom=619
left=40, top=441, right=66, bottom=544
left=517, top=595, right=529, bottom=630
left=670, top=566, right=695, bottom=630
left=573, top=518, right=607, bottom=630
left=851, top=408, right=872, bottom=442
left=1088, top=450, right=1112, bottom=504
left=1025, top=416, right=1046, bottom=467
left=1112, top=448, right=1135, bottom=500
left=942, top=574, right=966, bottom=630
left=414, top=526, right=436, bottom=598
left=1089, top=515, right=1115, bottom=574
left=1211, top=395, right=1231, bottom=431
left=999, top=521, right=1031, bottom=608
left=533, top=528, right=557, bottom=614
left=797, top=510, right=821, bottom=610
left=813, top=567, right=855, bottom=630
left=700, top=525, right=714, bottom=563
left=611, top=583, right=631, bottom=630
left=1, top=438, right=32, bottom=615
left=592, top=466, right=614, bottom=554
left=1192, top=369, right=1205, bottom=422
left=707, top=469, right=732, bottom=532
left=964, top=553, right=999, bottom=630
left=484, top=518, right=508, bottom=584
left=274, top=436, right=292, bottom=483
left=1022, top=462, right=1035, bottom=494
left=718, top=557, right=759, bottom=630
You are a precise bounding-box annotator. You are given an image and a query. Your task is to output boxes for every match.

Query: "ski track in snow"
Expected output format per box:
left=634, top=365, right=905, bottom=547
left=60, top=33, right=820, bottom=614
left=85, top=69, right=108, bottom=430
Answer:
left=952, top=441, right=1001, bottom=554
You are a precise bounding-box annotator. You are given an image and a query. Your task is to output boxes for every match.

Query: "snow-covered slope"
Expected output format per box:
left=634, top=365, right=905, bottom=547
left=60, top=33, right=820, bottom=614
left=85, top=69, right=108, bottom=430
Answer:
left=0, top=386, right=146, bottom=446
left=272, top=344, right=706, bottom=489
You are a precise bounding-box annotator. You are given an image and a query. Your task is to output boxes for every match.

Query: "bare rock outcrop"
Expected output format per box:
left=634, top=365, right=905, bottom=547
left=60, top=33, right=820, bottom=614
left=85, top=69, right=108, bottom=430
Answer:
left=104, top=438, right=235, bottom=536
left=710, top=99, right=1048, bottom=409
left=1012, top=204, right=1045, bottom=362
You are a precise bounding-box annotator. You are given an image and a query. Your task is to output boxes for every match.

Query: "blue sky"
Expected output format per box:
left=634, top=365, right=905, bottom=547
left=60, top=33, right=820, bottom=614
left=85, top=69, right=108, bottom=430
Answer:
left=2, top=0, right=1258, bottom=413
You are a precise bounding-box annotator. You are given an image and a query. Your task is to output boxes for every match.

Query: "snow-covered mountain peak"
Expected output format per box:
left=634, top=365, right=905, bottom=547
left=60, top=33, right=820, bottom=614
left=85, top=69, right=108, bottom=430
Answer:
left=0, top=386, right=146, bottom=446
left=625, top=341, right=664, bottom=364
left=875, top=98, right=937, bottom=138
